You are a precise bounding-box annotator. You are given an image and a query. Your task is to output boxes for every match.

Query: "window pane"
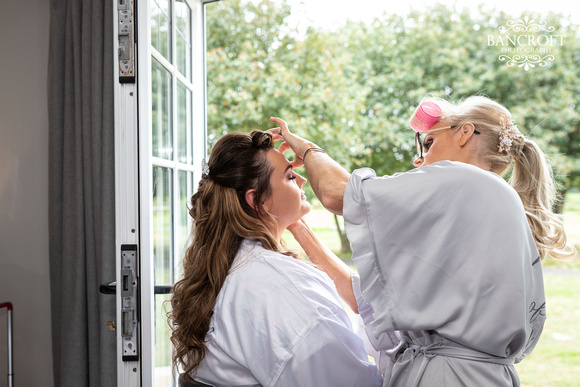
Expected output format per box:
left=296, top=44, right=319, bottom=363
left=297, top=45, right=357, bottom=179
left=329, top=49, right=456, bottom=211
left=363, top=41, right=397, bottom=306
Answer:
left=153, top=166, right=173, bottom=286
left=177, top=171, right=193, bottom=266
left=154, top=294, right=173, bottom=386
left=175, top=0, right=191, bottom=78
left=151, top=0, right=171, bottom=60
left=152, top=59, right=173, bottom=160
left=177, top=81, right=192, bottom=164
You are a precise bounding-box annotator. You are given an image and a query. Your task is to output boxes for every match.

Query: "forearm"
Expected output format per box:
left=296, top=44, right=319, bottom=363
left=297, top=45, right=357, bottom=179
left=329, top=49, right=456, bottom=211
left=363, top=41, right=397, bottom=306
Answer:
left=303, top=150, right=350, bottom=216
left=290, top=221, right=357, bottom=313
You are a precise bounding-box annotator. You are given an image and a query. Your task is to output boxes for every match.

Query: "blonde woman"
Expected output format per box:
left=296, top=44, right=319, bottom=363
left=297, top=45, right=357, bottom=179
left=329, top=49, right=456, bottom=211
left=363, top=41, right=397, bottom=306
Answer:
left=269, top=95, right=575, bottom=387
left=169, top=131, right=382, bottom=386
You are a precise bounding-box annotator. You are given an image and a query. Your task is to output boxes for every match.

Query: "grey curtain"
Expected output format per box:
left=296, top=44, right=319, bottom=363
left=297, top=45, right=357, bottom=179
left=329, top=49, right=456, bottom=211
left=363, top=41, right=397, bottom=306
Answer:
left=48, top=0, right=116, bottom=386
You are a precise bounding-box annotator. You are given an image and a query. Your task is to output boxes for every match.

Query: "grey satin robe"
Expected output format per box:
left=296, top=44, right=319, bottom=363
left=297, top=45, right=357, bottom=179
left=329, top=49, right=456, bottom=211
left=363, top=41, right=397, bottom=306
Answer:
left=344, top=161, right=546, bottom=386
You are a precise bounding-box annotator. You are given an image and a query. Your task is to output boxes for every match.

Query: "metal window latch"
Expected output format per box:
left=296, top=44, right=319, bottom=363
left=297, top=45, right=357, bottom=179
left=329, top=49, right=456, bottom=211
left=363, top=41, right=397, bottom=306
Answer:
left=120, top=244, right=139, bottom=361
left=99, top=244, right=140, bottom=362
left=118, top=0, right=135, bottom=83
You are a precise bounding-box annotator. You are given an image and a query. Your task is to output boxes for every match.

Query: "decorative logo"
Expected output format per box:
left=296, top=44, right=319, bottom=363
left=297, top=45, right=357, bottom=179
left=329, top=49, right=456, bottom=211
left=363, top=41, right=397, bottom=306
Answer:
left=488, top=17, right=565, bottom=71
left=497, top=54, right=555, bottom=71
left=498, top=17, right=555, bottom=33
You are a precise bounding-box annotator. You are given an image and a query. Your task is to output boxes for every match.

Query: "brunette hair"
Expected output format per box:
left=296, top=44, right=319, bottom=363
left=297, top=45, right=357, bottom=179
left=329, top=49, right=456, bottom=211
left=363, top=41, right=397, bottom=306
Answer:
left=425, top=96, right=576, bottom=261
left=169, top=130, right=296, bottom=375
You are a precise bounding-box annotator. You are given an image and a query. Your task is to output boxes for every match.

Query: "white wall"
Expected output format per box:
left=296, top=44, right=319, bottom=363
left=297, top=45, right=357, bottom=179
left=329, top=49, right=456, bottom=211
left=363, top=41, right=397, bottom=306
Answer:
left=0, top=0, right=54, bottom=385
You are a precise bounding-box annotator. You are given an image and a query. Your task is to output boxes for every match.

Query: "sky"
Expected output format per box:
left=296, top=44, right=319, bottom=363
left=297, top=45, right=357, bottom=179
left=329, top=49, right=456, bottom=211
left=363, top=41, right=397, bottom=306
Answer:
left=285, top=0, right=580, bottom=30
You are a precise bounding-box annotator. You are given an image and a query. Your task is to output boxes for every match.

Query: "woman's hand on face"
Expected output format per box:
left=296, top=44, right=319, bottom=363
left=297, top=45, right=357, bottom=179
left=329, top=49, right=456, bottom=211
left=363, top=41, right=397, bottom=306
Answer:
left=268, top=117, right=314, bottom=170
left=278, top=141, right=303, bottom=169
left=286, top=217, right=309, bottom=236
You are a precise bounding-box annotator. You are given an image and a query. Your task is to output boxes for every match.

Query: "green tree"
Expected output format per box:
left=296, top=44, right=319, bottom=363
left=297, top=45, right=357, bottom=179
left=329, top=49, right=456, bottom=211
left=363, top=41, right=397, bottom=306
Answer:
left=205, top=0, right=580, bottom=249
left=206, top=0, right=370, bottom=253
left=337, top=6, right=580, bottom=206
left=205, top=0, right=296, bottom=145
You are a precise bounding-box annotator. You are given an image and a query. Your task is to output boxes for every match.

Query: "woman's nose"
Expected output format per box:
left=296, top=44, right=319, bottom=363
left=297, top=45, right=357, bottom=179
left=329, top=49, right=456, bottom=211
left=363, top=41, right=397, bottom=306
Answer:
left=413, top=157, right=424, bottom=168
left=296, top=173, right=307, bottom=188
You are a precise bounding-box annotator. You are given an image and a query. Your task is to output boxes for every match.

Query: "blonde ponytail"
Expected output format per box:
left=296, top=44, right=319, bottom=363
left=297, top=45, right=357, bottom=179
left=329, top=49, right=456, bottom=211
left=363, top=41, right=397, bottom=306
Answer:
left=509, top=139, right=576, bottom=261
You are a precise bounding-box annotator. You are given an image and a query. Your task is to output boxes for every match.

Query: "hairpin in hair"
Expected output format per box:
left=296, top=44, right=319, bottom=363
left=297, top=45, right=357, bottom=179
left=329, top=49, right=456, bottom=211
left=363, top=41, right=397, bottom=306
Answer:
left=498, top=121, right=525, bottom=154
left=201, top=158, right=210, bottom=175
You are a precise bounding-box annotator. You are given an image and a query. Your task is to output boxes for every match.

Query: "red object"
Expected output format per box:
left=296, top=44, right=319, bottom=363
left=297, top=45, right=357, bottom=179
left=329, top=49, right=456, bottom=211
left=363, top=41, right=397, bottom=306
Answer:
left=1, top=301, right=14, bottom=387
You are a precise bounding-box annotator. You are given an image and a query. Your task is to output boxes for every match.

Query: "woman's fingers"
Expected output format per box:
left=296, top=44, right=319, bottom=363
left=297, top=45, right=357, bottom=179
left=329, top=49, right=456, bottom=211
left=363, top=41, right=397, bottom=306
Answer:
left=278, top=142, right=304, bottom=168
left=267, top=117, right=309, bottom=169
left=270, top=117, right=288, bottom=133
left=266, top=127, right=283, bottom=141
left=266, top=117, right=289, bottom=141
left=290, top=158, right=304, bottom=169
left=286, top=217, right=309, bottom=234
left=278, top=141, right=291, bottom=154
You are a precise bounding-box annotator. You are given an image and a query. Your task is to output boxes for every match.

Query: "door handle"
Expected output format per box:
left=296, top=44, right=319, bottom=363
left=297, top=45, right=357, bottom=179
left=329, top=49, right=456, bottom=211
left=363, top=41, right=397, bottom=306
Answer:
left=154, top=285, right=172, bottom=294
left=100, top=282, right=172, bottom=295
left=100, top=281, right=117, bottom=295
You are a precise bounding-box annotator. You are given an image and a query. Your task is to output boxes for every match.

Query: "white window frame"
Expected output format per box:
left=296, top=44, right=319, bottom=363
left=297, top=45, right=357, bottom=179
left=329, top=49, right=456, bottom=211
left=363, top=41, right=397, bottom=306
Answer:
left=113, top=0, right=210, bottom=385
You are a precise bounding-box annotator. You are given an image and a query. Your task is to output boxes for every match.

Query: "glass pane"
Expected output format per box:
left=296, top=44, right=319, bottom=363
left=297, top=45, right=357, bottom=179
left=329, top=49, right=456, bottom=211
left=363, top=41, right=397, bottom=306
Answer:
left=152, top=59, right=173, bottom=160
left=175, top=0, right=191, bottom=78
left=153, top=166, right=173, bottom=286
left=154, top=294, right=173, bottom=386
left=177, top=81, right=192, bottom=164
left=151, top=0, right=171, bottom=60
left=177, top=171, right=193, bottom=268
left=153, top=166, right=173, bottom=383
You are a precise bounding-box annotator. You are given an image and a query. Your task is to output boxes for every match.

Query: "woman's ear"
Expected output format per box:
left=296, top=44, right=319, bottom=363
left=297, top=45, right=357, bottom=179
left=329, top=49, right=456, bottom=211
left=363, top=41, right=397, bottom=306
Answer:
left=245, top=189, right=258, bottom=210
left=458, top=123, right=476, bottom=147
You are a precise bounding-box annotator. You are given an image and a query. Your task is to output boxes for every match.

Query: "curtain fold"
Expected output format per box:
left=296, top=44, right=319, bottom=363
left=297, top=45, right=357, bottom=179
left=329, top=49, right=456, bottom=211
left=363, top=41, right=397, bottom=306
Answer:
left=48, top=0, right=116, bottom=385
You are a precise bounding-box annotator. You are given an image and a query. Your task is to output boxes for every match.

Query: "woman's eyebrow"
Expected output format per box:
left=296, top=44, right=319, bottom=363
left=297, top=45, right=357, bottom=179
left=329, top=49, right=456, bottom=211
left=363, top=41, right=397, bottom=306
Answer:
left=284, top=164, right=293, bottom=174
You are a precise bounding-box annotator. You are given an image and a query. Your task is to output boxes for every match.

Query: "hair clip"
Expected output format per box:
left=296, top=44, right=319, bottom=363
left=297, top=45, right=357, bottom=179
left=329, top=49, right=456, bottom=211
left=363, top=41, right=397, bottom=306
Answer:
left=498, top=121, right=524, bottom=154
left=201, top=158, right=210, bottom=175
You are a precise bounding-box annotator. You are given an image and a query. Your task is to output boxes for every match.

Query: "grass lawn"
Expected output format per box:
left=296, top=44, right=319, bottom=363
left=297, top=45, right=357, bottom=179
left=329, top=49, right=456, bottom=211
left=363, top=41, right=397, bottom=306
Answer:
left=514, top=191, right=580, bottom=386
left=285, top=193, right=580, bottom=386
left=516, top=273, right=580, bottom=387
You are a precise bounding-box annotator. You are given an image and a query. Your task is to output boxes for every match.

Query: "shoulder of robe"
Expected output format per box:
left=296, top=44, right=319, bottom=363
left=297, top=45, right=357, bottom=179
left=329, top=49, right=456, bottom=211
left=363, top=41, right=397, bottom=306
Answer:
left=226, top=243, right=332, bottom=301
left=423, top=161, right=511, bottom=194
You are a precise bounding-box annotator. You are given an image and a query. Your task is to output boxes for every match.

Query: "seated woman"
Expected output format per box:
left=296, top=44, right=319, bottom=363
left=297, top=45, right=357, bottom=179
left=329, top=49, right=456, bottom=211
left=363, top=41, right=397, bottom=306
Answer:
left=169, top=130, right=382, bottom=386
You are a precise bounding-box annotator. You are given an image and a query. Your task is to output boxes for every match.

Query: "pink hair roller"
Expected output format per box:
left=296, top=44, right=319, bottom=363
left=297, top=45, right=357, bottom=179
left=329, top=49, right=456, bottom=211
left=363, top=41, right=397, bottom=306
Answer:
left=409, top=101, right=442, bottom=133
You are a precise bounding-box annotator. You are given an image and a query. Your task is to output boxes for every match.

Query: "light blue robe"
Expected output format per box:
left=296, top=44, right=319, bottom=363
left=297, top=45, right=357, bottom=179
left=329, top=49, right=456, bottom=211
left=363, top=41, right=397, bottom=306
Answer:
left=193, top=239, right=382, bottom=386
left=344, top=161, right=545, bottom=386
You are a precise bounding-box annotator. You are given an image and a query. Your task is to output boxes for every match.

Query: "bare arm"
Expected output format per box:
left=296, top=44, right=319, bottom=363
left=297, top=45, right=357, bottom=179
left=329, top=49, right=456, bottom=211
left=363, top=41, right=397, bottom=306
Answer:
left=288, top=218, right=358, bottom=313
left=269, top=117, right=350, bottom=215
left=303, top=152, right=349, bottom=216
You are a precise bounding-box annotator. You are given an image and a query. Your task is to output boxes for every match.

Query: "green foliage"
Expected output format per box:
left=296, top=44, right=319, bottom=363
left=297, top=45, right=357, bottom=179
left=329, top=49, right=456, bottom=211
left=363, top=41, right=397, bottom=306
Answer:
left=206, top=0, right=296, bottom=144
left=206, top=0, right=580, bottom=195
left=205, top=0, right=370, bottom=176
